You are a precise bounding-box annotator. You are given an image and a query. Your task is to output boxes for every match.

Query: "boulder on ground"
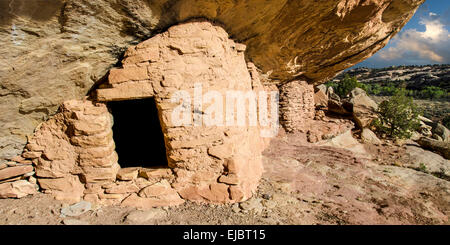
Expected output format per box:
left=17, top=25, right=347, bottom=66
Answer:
left=419, top=121, right=433, bottom=137
left=317, top=130, right=369, bottom=157
left=326, top=88, right=378, bottom=129
left=361, top=129, right=382, bottom=145
left=0, top=180, right=37, bottom=199
left=417, top=137, right=450, bottom=160
left=316, top=84, right=327, bottom=94
left=405, top=145, right=449, bottom=178
left=314, top=90, right=328, bottom=108
left=328, top=99, right=351, bottom=116
left=60, top=201, right=92, bottom=217
left=432, top=123, right=449, bottom=142
left=348, top=88, right=378, bottom=128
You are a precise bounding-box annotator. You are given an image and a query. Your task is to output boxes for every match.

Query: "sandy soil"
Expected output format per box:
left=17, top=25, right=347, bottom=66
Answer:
left=0, top=133, right=448, bottom=225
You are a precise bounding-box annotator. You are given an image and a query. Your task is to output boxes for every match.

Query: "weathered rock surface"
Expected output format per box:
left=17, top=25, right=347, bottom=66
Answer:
left=0, top=180, right=37, bottom=199
left=361, top=128, right=382, bottom=145
left=432, top=123, right=450, bottom=143
left=263, top=135, right=450, bottom=224
left=317, top=130, right=369, bottom=157
left=348, top=88, right=379, bottom=128
left=328, top=98, right=352, bottom=116
left=0, top=161, right=37, bottom=199
left=417, top=137, right=450, bottom=160
left=314, top=90, right=328, bottom=108
left=116, top=168, right=139, bottom=181
left=404, top=144, right=449, bottom=178
left=125, top=209, right=167, bottom=223
left=0, top=165, right=34, bottom=181
left=326, top=88, right=378, bottom=129
left=60, top=201, right=92, bottom=217
left=0, top=0, right=424, bottom=162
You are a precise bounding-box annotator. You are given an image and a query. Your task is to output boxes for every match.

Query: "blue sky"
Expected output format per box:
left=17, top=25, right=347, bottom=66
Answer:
left=354, top=0, right=450, bottom=68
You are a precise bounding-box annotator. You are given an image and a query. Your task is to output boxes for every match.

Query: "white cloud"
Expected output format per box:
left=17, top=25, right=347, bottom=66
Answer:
left=377, top=17, right=450, bottom=64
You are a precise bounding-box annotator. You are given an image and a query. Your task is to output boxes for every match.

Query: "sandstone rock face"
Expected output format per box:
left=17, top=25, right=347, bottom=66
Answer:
left=318, top=130, right=369, bottom=157
left=0, top=160, right=36, bottom=199
left=417, top=137, right=450, bottom=160
left=0, top=180, right=37, bottom=199
left=325, top=88, right=378, bottom=129
left=314, top=90, right=328, bottom=109
left=348, top=88, right=379, bottom=128
left=432, top=123, right=450, bottom=143
left=405, top=144, right=450, bottom=178
left=361, top=128, right=382, bottom=145
left=0, top=0, right=424, bottom=162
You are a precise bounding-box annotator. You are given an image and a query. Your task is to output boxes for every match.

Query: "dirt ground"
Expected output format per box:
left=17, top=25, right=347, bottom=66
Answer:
left=0, top=132, right=448, bottom=225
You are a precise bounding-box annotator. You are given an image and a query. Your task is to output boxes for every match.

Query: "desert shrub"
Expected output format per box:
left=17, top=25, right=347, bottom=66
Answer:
left=364, top=83, right=449, bottom=100
left=366, top=83, right=381, bottom=95
left=418, top=163, right=428, bottom=173
left=327, top=74, right=366, bottom=98
left=379, top=83, right=400, bottom=96
left=418, top=86, right=446, bottom=100
left=372, top=89, right=421, bottom=139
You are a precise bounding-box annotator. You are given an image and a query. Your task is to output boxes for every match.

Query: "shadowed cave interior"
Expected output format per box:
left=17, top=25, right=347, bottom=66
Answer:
left=108, top=98, right=168, bottom=168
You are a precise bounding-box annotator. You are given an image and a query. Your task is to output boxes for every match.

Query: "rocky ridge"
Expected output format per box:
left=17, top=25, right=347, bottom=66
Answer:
left=334, top=64, right=450, bottom=90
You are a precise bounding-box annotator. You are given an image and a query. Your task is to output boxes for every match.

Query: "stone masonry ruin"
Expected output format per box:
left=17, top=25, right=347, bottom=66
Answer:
left=19, top=22, right=270, bottom=208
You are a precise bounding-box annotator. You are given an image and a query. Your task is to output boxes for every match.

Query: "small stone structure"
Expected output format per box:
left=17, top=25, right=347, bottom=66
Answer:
left=279, top=81, right=354, bottom=143
left=19, top=22, right=269, bottom=207
left=279, top=81, right=315, bottom=132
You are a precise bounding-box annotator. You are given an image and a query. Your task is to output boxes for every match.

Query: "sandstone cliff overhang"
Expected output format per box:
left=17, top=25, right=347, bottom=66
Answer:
left=1, top=0, right=424, bottom=83
left=0, top=0, right=424, bottom=164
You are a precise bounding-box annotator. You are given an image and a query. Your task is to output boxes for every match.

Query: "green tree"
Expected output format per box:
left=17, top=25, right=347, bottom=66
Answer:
left=370, top=84, right=382, bottom=95
left=333, top=74, right=366, bottom=98
left=419, top=86, right=445, bottom=100
left=373, top=89, right=421, bottom=139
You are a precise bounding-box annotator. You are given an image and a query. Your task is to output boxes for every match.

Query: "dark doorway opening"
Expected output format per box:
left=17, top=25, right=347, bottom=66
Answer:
left=108, top=98, right=168, bottom=167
